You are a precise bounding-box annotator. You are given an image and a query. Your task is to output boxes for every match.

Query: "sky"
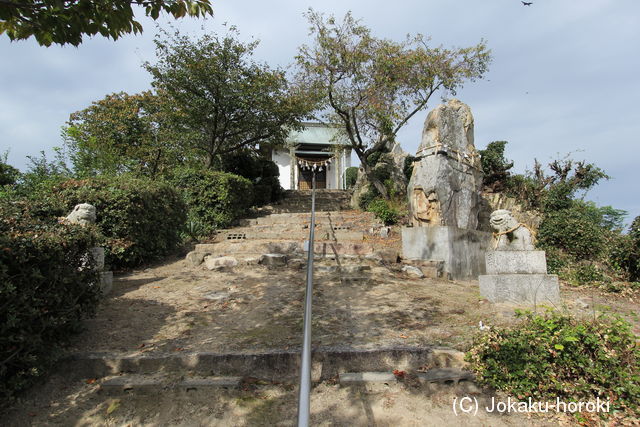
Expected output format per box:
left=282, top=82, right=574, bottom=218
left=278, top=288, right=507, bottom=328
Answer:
left=1, top=0, right=638, bottom=223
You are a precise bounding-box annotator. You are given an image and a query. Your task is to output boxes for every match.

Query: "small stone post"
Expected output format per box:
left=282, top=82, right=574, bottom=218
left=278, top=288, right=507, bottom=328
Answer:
left=65, top=203, right=113, bottom=295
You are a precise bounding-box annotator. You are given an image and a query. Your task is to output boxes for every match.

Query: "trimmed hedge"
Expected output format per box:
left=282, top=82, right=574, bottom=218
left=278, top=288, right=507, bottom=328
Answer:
left=0, top=200, right=101, bottom=403
left=172, top=169, right=254, bottom=234
left=30, top=175, right=187, bottom=269
left=58, top=177, right=186, bottom=268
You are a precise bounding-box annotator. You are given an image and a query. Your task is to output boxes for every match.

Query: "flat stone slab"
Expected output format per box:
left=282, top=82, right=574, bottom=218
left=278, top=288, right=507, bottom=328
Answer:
left=179, top=376, right=242, bottom=390
left=479, top=274, right=560, bottom=306
left=100, top=375, right=241, bottom=394
left=99, top=271, right=113, bottom=295
left=417, top=368, right=474, bottom=384
left=339, top=372, right=397, bottom=385
left=485, top=251, right=547, bottom=274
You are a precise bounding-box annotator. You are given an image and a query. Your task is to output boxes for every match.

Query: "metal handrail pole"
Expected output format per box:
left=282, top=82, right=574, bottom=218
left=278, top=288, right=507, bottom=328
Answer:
left=297, top=171, right=316, bottom=427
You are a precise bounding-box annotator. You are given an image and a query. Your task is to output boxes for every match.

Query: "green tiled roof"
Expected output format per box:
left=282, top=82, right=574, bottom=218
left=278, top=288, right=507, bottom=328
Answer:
left=286, top=122, right=350, bottom=146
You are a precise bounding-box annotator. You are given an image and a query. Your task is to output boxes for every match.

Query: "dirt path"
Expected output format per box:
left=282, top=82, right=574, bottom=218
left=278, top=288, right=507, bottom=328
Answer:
left=4, top=255, right=639, bottom=425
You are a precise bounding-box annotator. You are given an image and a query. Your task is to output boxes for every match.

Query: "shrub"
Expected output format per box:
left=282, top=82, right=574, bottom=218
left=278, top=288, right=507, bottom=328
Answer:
left=367, top=198, right=400, bottom=225
left=538, top=203, right=606, bottom=261
left=345, top=166, right=358, bottom=189
left=32, top=175, right=187, bottom=269
left=628, top=216, right=640, bottom=281
left=173, top=169, right=253, bottom=234
left=0, top=199, right=101, bottom=403
left=467, top=311, right=640, bottom=416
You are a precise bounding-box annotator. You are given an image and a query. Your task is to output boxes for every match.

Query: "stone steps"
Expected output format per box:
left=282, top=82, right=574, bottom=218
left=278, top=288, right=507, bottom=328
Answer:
left=195, top=240, right=378, bottom=257
left=63, top=347, right=469, bottom=385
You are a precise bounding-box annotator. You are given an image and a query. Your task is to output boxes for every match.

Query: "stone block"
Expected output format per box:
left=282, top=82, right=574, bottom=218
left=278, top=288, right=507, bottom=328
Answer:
left=259, top=253, right=288, bottom=267
left=485, top=251, right=547, bottom=274
left=186, top=251, right=208, bottom=266
left=402, top=265, right=425, bottom=278
left=402, top=225, right=492, bottom=280
left=100, top=271, right=113, bottom=295
left=204, top=255, right=238, bottom=270
left=479, top=274, right=560, bottom=305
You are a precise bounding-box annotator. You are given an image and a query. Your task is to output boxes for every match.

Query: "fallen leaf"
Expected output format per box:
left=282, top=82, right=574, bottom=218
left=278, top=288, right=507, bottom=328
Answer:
left=106, top=399, right=120, bottom=415
left=85, top=378, right=97, bottom=384
left=137, top=343, right=146, bottom=349
left=174, top=347, right=184, bottom=351
left=392, top=369, right=406, bottom=379
left=399, top=334, right=408, bottom=339
left=153, top=286, right=160, bottom=289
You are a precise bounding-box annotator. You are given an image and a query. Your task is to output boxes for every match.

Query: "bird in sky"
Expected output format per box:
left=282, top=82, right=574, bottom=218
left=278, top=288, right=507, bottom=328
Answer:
left=522, top=1, right=533, bottom=5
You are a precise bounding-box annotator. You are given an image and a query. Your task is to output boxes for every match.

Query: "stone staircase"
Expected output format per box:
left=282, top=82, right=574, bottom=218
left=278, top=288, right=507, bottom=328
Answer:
left=187, top=189, right=394, bottom=261
left=268, top=189, right=353, bottom=213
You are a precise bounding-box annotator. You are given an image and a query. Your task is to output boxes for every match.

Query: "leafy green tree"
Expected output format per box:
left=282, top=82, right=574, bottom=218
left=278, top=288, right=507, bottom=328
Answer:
left=64, top=91, right=185, bottom=178
left=145, top=28, right=312, bottom=169
left=479, top=140, right=514, bottom=191
left=0, top=152, right=20, bottom=186
left=296, top=9, right=491, bottom=197
left=507, top=156, right=609, bottom=211
left=0, top=0, right=212, bottom=46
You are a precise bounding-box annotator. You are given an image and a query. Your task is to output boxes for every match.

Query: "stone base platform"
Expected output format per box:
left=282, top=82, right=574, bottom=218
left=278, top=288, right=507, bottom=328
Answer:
left=479, top=274, right=560, bottom=306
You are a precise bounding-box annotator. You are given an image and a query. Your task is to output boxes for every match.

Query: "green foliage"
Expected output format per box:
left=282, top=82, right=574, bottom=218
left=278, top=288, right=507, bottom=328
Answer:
left=538, top=202, right=607, bottom=261
left=0, top=0, right=213, bottom=46
left=218, top=152, right=282, bottom=205
left=627, top=216, right=640, bottom=281
left=146, top=27, right=311, bottom=168
left=0, top=199, right=101, bottom=402
left=467, top=311, right=640, bottom=416
left=565, top=263, right=611, bottom=287
left=507, top=157, right=609, bottom=211
left=0, top=152, right=20, bottom=186
left=479, top=141, right=513, bottom=191
left=172, top=169, right=254, bottom=235
left=345, top=167, right=359, bottom=189
left=64, top=91, right=185, bottom=179
left=32, top=176, right=187, bottom=269
left=296, top=9, right=491, bottom=198
left=367, top=198, right=400, bottom=225
left=403, top=156, right=416, bottom=182
left=14, top=149, right=72, bottom=197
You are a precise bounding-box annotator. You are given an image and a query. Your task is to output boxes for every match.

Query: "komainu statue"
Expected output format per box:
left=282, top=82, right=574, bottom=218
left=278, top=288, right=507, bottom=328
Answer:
left=489, top=209, right=534, bottom=251
left=65, top=203, right=97, bottom=226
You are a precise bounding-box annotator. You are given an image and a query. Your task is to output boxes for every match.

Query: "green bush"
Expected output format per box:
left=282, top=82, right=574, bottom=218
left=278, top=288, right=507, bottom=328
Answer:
left=566, top=262, right=611, bottom=287
left=367, top=198, right=400, bottom=225
left=345, top=166, right=358, bottom=189
left=219, top=152, right=282, bottom=205
left=628, top=216, right=640, bottom=281
left=31, top=175, right=187, bottom=269
left=173, top=169, right=253, bottom=234
left=467, top=311, right=640, bottom=416
left=538, top=203, right=606, bottom=261
left=0, top=199, right=101, bottom=403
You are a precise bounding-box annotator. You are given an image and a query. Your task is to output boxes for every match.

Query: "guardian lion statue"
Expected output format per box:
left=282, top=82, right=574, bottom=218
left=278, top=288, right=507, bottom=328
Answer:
left=65, top=203, right=97, bottom=226
left=489, top=209, right=534, bottom=251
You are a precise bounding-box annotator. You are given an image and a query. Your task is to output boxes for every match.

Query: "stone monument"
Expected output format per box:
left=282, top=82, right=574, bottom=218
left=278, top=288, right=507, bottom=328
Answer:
left=65, top=203, right=113, bottom=295
left=479, top=210, right=560, bottom=305
left=402, top=99, right=492, bottom=279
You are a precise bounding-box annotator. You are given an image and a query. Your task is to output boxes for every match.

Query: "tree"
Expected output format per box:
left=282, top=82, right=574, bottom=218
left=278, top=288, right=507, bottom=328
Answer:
left=0, top=0, right=212, bottom=46
left=479, top=141, right=514, bottom=191
left=64, top=90, right=185, bottom=178
left=0, top=152, right=20, bottom=186
left=145, top=28, right=312, bottom=168
left=296, top=10, right=491, bottom=197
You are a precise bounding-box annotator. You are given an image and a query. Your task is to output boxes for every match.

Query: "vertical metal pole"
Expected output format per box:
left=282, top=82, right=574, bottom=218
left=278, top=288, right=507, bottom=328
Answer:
left=297, top=171, right=316, bottom=427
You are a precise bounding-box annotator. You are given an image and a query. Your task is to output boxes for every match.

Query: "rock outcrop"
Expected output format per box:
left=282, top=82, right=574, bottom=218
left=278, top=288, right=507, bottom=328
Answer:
left=407, top=99, right=483, bottom=230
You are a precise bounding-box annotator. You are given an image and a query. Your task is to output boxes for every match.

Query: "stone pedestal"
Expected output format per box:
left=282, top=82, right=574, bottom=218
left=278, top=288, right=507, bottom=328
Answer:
left=401, top=226, right=492, bottom=280
left=479, top=251, right=560, bottom=306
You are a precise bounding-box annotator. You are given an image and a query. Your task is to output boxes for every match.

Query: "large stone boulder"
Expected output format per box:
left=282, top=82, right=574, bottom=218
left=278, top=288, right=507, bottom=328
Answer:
left=407, top=99, right=484, bottom=230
